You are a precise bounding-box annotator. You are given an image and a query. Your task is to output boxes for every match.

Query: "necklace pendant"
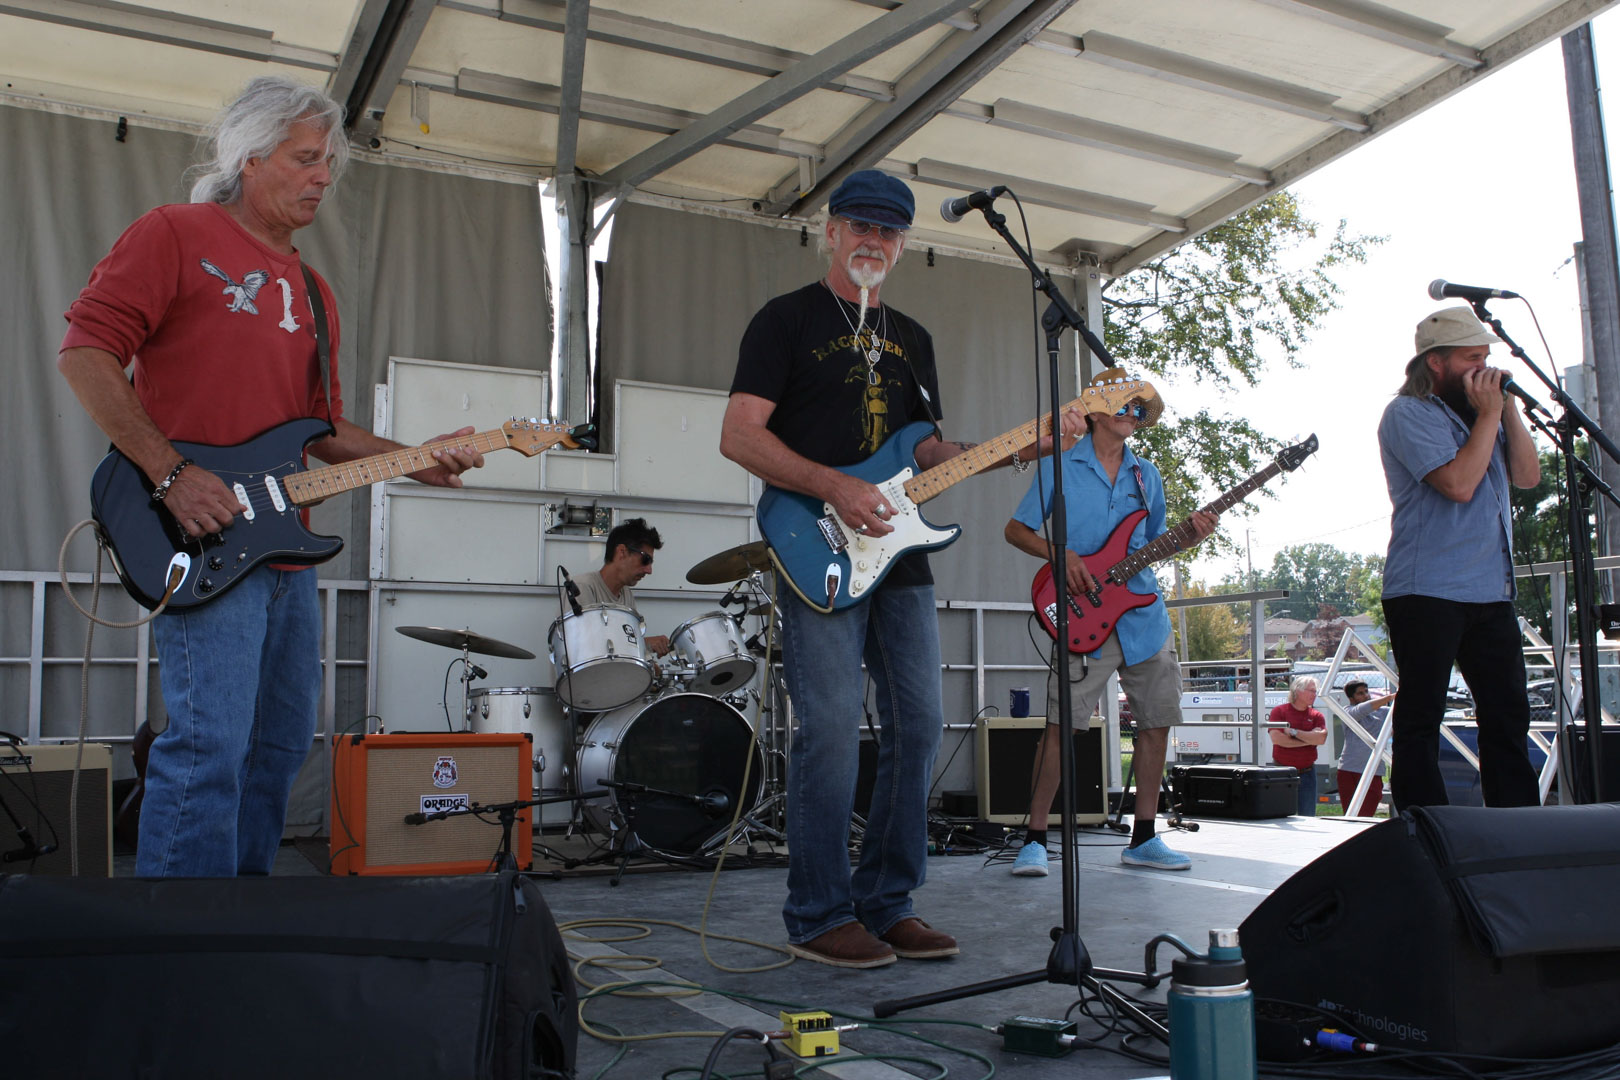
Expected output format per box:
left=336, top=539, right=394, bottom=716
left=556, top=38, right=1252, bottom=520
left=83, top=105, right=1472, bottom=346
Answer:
left=868, top=368, right=880, bottom=386
left=867, top=347, right=881, bottom=365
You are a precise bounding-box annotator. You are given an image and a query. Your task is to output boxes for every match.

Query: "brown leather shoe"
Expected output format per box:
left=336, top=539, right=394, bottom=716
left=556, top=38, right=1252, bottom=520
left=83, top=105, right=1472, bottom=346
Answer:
left=787, top=922, right=897, bottom=969
left=880, top=917, right=959, bottom=959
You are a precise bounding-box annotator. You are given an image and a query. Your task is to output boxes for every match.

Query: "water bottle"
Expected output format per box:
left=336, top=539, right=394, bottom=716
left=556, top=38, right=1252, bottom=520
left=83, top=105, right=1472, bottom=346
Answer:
left=1167, top=928, right=1257, bottom=1080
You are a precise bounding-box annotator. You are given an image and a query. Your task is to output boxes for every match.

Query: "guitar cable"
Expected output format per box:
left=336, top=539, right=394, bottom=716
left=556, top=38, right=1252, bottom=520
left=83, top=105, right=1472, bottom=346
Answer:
left=57, top=518, right=183, bottom=876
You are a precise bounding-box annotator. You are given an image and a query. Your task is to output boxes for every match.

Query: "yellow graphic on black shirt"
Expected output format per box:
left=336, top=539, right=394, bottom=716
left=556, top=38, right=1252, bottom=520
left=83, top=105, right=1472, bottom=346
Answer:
left=813, top=332, right=908, bottom=456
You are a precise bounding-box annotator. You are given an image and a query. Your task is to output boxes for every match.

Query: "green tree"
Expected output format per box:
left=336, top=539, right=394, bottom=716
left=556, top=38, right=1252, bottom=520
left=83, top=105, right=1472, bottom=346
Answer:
left=1255, top=543, right=1382, bottom=622
left=1104, top=193, right=1381, bottom=541
left=1510, top=442, right=1590, bottom=641
left=1174, top=580, right=1244, bottom=661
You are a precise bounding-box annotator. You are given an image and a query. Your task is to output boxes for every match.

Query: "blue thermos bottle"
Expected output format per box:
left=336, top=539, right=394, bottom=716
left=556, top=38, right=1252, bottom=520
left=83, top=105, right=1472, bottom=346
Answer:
left=1167, top=928, right=1257, bottom=1080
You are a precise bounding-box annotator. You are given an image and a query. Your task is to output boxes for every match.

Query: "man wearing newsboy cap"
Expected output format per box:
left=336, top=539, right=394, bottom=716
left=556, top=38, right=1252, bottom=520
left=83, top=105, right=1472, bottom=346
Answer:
left=1377, top=306, right=1541, bottom=810
left=721, top=170, right=1081, bottom=968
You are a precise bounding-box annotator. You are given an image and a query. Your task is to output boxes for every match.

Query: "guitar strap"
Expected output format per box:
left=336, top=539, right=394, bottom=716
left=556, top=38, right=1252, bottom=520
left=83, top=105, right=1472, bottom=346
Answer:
left=299, top=264, right=335, bottom=423
left=1130, top=461, right=1149, bottom=506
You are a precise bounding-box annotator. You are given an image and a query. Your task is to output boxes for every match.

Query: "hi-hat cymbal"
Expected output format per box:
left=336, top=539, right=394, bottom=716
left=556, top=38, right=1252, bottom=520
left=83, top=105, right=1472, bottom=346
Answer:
left=395, top=625, right=536, bottom=660
left=687, top=541, right=773, bottom=585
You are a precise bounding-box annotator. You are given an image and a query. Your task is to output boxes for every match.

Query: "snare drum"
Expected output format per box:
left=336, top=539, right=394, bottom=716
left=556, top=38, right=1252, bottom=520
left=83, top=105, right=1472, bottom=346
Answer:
left=467, top=686, right=572, bottom=826
left=577, top=692, right=762, bottom=854
left=670, top=611, right=757, bottom=695
left=548, top=605, right=653, bottom=710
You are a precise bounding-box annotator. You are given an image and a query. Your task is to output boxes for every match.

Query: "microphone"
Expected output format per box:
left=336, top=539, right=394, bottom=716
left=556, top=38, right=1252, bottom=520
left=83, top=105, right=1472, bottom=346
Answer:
left=469, top=663, right=488, bottom=680
left=560, top=565, right=584, bottom=617
left=1501, top=377, right=1547, bottom=414
left=940, top=185, right=1008, bottom=223
left=1428, top=279, right=1520, bottom=302
left=403, top=812, right=428, bottom=825
left=696, top=790, right=730, bottom=813
left=718, top=581, right=746, bottom=608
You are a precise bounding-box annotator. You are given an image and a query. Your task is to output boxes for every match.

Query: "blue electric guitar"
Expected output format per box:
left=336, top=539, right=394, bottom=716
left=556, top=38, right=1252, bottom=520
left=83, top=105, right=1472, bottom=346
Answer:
left=758, top=377, right=1149, bottom=611
left=90, top=417, right=595, bottom=611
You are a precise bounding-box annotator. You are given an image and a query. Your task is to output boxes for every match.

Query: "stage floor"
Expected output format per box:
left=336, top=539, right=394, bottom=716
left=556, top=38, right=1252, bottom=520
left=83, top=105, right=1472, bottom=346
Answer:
left=111, top=813, right=1373, bottom=1077
left=536, top=814, right=1369, bottom=1079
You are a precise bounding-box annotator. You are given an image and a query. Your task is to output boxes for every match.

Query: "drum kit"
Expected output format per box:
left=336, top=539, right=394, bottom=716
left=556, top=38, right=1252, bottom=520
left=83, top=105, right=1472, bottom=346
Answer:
left=392, top=540, right=792, bottom=865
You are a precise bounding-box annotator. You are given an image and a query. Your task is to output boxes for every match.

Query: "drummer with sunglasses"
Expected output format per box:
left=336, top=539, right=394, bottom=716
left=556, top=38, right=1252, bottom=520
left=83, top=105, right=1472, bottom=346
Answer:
left=1004, top=374, right=1217, bottom=878
left=573, top=517, right=672, bottom=656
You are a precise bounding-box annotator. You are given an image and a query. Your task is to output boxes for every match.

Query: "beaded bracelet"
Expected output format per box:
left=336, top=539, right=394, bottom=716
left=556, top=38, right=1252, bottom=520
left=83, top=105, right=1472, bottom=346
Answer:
left=150, top=458, right=194, bottom=504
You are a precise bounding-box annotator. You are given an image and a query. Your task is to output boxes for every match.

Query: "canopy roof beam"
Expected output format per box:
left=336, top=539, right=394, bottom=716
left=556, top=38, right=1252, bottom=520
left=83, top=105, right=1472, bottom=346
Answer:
left=551, top=0, right=589, bottom=177
left=440, top=0, right=897, bottom=101
left=913, top=157, right=1188, bottom=233
left=1252, top=0, right=1483, bottom=68
left=0, top=0, right=333, bottom=69
left=595, top=0, right=977, bottom=192
left=337, top=0, right=439, bottom=144
left=1106, top=0, right=1614, bottom=275
left=769, top=0, right=1076, bottom=216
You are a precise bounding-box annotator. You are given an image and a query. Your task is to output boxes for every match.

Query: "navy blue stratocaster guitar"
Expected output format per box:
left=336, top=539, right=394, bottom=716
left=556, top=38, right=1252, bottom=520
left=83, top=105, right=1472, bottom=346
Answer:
left=90, top=417, right=595, bottom=611
left=758, top=378, right=1148, bottom=612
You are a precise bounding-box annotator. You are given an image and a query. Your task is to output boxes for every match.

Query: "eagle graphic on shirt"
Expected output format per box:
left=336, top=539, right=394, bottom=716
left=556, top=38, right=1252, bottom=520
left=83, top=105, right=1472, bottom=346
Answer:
left=200, top=258, right=270, bottom=315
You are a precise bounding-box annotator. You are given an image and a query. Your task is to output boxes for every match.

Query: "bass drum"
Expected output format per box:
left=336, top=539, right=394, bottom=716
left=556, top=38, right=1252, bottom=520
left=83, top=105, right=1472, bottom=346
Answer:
left=576, top=693, right=761, bottom=854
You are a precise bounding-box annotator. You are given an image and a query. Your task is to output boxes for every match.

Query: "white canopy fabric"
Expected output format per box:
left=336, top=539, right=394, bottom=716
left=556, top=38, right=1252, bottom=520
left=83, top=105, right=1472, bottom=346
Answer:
left=0, top=0, right=1612, bottom=272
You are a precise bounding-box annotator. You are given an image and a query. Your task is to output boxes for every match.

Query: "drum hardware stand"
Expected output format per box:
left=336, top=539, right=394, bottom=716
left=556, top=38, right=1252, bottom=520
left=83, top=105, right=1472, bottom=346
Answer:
left=1105, top=722, right=1197, bottom=836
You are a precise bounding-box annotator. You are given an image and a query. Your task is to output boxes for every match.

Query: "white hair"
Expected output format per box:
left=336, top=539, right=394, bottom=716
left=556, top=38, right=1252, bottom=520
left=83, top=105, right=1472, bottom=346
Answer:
left=189, top=76, right=348, bottom=205
left=1289, top=675, right=1320, bottom=701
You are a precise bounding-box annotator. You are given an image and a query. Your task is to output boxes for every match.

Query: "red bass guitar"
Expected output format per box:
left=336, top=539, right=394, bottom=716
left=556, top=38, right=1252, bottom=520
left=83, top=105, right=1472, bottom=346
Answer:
left=1031, top=434, right=1317, bottom=655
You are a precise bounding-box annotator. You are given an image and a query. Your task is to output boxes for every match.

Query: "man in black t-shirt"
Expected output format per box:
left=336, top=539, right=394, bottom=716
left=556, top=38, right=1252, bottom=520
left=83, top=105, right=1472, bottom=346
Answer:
left=721, top=170, right=1081, bottom=969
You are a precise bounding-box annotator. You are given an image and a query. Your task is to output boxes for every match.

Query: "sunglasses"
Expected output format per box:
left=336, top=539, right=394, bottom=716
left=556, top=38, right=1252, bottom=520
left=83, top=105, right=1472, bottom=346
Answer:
left=1114, top=401, right=1150, bottom=421
left=627, top=546, right=654, bottom=566
left=841, top=217, right=904, bottom=241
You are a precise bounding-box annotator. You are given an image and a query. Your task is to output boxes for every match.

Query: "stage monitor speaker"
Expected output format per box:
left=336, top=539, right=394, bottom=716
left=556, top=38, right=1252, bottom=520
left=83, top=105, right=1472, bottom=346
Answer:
left=976, top=717, right=1106, bottom=825
left=0, top=742, right=112, bottom=876
left=331, top=732, right=533, bottom=875
left=0, top=870, right=577, bottom=1080
left=1240, top=804, right=1620, bottom=1059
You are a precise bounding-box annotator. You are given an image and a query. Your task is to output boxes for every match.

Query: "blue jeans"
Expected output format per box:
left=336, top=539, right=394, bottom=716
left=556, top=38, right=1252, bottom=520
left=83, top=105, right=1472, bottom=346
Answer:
left=140, top=567, right=321, bottom=876
left=779, top=584, right=943, bottom=943
left=1295, top=765, right=1318, bottom=817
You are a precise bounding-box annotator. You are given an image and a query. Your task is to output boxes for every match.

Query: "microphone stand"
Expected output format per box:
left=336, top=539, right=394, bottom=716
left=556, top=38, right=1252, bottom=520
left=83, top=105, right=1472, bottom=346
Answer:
left=1473, top=300, right=1620, bottom=801
left=876, top=200, right=1160, bottom=1020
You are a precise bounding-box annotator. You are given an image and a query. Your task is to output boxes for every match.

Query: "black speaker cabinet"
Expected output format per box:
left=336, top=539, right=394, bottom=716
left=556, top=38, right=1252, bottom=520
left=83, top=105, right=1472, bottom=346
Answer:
left=975, top=717, right=1106, bottom=824
left=0, top=743, right=112, bottom=875
left=1241, top=804, right=1620, bottom=1058
left=0, top=871, right=577, bottom=1080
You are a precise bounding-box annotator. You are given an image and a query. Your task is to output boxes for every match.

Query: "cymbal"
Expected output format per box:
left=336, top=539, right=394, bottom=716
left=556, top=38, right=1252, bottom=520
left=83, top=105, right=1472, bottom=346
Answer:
left=687, top=540, right=773, bottom=585
left=395, top=625, right=536, bottom=660
left=746, top=601, right=774, bottom=617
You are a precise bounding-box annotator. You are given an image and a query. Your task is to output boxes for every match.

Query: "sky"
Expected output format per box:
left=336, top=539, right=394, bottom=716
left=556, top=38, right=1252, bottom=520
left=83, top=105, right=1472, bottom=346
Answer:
left=1177, top=9, right=1620, bottom=586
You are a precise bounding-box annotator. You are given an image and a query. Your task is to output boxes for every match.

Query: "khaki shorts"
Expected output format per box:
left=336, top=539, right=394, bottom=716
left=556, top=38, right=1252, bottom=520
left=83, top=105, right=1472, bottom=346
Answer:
left=1045, top=634, right=1182, bottom=730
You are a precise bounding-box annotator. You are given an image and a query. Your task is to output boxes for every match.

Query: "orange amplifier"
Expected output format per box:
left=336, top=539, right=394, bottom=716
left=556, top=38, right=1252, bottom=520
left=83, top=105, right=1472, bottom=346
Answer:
left=330, top=731, right=533, bottom=875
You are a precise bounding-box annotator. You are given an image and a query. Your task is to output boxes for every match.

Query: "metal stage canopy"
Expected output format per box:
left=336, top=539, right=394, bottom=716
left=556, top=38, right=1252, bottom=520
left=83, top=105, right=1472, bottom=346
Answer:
left=0, top=0, right=1613, bottom=275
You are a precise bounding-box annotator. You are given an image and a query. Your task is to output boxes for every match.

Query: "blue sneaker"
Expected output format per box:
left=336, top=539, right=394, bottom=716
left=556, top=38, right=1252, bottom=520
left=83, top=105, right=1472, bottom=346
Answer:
left=1120, top=835, right=1191, bottom=871
left=1010, top=841, right=1050, bottom=877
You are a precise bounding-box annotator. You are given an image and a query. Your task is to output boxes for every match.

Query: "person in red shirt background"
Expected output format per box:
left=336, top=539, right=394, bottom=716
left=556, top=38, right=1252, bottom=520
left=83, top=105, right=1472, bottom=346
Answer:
left=1269, top=676, right=1328, bottom=817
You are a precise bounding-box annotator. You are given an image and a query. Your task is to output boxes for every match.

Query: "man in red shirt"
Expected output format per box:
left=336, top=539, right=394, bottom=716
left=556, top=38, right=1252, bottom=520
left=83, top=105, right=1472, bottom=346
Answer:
left=58, top=77, right=483, bottom=876
left=1269, top=676, right=1328, bottom=817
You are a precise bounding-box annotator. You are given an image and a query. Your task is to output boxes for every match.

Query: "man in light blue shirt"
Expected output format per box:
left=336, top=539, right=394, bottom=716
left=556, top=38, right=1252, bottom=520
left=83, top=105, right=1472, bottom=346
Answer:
left=1378, top=307, right=1541, bottom=809
left=1006, top=373, right=1216, bottom=875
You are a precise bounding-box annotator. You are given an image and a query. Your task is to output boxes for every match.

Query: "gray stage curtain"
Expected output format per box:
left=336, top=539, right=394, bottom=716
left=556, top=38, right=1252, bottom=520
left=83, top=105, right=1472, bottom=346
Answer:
left=2, top=104, right=550, bottom=580
left=599, top=200, right=1085, bottom=608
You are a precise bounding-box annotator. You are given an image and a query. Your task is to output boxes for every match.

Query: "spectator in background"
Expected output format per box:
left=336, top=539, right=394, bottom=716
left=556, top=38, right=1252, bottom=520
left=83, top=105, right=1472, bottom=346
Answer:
left=1338, top=679, right=1395, bottom=816
left=1269, top=676, right=1327, bottom=816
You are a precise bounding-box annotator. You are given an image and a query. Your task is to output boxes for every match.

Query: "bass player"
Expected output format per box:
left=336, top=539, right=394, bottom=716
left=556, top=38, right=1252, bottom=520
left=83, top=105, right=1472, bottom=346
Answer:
left=720, top=169, right=1083, bottom=968
left=1006, top=374, right=1217, bottom=877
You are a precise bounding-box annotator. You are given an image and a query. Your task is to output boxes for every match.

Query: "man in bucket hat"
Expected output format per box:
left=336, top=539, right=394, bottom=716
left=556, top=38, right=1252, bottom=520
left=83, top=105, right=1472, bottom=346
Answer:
left=721, top=170, right=1082, bottom=968
left=1378, top=306, right=1541, bottom=809
left=1004, top=370, right=1217, bottom=877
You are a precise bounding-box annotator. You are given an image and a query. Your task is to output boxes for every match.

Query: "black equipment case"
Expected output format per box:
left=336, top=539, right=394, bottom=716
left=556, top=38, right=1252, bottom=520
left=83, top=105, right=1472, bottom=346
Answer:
left=1171, top=764, right=1299, bottom=819
left=0, top=870, right=578, bottom=1079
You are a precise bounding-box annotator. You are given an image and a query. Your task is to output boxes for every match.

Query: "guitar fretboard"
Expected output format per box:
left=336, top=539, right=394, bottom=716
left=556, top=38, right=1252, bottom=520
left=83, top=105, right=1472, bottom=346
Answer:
left=1106, top=461, right=1284, bottom=583
left=282, top=428, right=529, bottom=505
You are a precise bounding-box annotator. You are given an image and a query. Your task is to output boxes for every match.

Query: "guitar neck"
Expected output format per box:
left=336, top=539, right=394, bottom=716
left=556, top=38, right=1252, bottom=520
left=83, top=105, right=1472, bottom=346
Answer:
left=903, top=407, right=1065, bottom=506
left=1109, top=461, right=1284, bottom=581
left=281, top=428, right=517, bottom=506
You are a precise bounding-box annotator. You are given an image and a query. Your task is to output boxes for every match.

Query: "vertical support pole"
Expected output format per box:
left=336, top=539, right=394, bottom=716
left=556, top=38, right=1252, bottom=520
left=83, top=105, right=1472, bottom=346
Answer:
left=1250, top=598, right=1265, bottom=766
left=554, top=174, right=594, bottom=428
